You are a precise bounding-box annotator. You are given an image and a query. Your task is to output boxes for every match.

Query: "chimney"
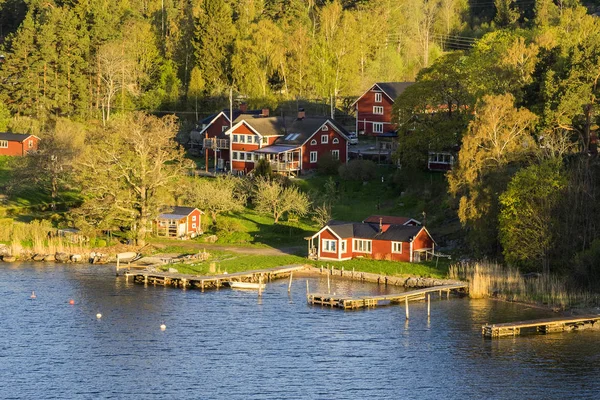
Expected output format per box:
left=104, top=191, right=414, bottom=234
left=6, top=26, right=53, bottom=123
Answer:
left=297, top=108, right=305, bottom=120
left=379, top=217, right=383, bottom=233
left=261, top=108, right=270, bottom=117
left=239, top=102, right=248, bottom=113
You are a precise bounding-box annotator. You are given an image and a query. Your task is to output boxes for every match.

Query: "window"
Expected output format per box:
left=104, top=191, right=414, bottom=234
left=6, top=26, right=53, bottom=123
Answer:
left=375, top=92, right=382, bottom=102
left=331, top=150, right=339, bottom=160
left=429, top=152, right=453, bottom=164
left=28, top=140, right=33, bottom=148
left=353, top=239, right=372, bottom=253
left=392, top=242, right=402, bottom=254
left=192, top=223, right=197, bottom=229
left=233, top=134, right=238, bottom=143
left=322, top=239, right=337, bottom=253
left=373, top=122, right=383, bottom=133
left=233, top=151, right=239, bottom=160
left=0, top=140, right=7, bottom=148
left=373, top=106, right=384, bottom=115
left=222, top=125, right=228, bottom=132
left=310, top=139, right=317, bottom=145
left=321, top=135, right=328, bottom=144
left=321, top=125, right=329, bottom=131
left=310, top=151, right=317, bottom=163
left=262, top=137, right=268, bottom=144
left=332, top=138, right=339, bottom=144
left=192, top=215, right=197, bottom=221
left=254, top=136, right=260, bottom=144
left=239, top=135, right=246, bottom=143
left=340, top=240, right=346, bottom=253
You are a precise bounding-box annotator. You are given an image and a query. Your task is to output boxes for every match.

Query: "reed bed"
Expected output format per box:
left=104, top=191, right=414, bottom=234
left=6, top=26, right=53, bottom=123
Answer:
left=449, top=262, right=600, bottom=310
left=0, top=219, right=87, bottom=257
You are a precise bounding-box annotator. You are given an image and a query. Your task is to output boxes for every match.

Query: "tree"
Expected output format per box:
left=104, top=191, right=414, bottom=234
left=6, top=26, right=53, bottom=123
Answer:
left=182, top=176, right=246, bottom=226
left=253, top=158, right=274, bottom=179
left=254, top=178, right=309, bottom=223
left=74, top=113, right=189, bottom=245
left=97, top=41, right=136, bottom=124
left=499, top=160, right=566, bottom=272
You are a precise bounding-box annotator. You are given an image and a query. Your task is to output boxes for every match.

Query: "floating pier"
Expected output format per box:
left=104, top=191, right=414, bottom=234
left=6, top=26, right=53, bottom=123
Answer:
left=307, top=283, right=468, bottom=309
left=125, top=265, right=306, bottom=291
left=482, top=315, right=600, bottom=338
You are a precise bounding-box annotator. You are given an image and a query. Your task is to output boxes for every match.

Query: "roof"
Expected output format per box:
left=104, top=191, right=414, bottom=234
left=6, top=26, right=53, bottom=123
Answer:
left=253, top=144, right=300, bottom=154
left=351, top=82, right=414, bottom=106
left=157, top=206, right=201, bottom=220
left=324, top=220, right=426, bottom=242
left=230, top=115, right=351, bottom=147
left=0, top=132, right=36, bottom=142
left=363, top=215, right=421, bottom=226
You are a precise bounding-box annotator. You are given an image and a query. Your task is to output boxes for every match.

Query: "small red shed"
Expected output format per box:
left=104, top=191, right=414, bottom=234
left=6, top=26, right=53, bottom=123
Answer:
left=0, top=133, right=39, bottom=156
left=155, top=207, right=203, bottom=239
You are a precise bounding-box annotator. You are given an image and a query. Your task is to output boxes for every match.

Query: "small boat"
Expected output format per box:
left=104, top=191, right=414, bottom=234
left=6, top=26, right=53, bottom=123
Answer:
left=116, top=252, right=140, bottom=262
left=227, top=281, right=266, bottom=290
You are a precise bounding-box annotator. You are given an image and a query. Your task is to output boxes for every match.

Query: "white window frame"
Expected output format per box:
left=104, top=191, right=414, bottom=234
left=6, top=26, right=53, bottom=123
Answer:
left=233, top=134, right=238, bottom=143
left=262, top=137, right=268, bottom=144
left=222, top=125, right=228, bottom=132
left=352, top=239, right=372, bottom=253
left=233, top=151, right=239, bottom=160
left=192, top=223, right=197, bottom=229
left=373, top=122, right=383, bottom=133
left=310, top=139, right=317, bottom=145
left=321, top=135, right=328, bottom=144
left=0, top=140, right=7, bottom=148
left=239, top=135, right=246, bottom=144
left=321, top=125, right=329, bottom=131
left=392, top=242, right=403, bottom=254
left=373, top=106, right=384, bottom=115
left=28, top=140, right=33, bottom=148
left=310, top=151, right=317, bottom=163
left=375, top=92, right=382, bottom=102
left=254, top=136, right=260, bottom=144
left=322, top=239, right=337, bottom=253
left=331, top=150, right=339, bottom=160
left=332, top=138, right=339, bottom=144
left=340, top=240, right=346, bottom=253
left=192, top=215, right=197, bottom=221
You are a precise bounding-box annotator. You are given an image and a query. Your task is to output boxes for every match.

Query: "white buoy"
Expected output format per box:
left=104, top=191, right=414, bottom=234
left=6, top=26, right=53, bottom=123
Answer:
left=96, top=313, right=102, bottom=319
left=160, top=323, right=166, bottom=330
left=30, top=291, right=36, bottom=299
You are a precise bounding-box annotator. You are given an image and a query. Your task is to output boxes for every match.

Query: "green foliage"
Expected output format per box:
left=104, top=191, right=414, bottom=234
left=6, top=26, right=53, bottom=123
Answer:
left=338, top=159, right=377, bottom=181
left=316, top=152, right=341, bottom=175
left=253, top=158, right=274, bottom=180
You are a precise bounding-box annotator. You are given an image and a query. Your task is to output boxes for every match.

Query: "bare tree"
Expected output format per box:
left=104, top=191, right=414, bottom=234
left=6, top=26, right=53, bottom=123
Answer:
left=254, top=178, right=310, bottom=223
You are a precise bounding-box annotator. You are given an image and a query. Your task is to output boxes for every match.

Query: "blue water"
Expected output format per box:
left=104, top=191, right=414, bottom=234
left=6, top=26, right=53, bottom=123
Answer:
left=1, top=263, right=600, bottom=399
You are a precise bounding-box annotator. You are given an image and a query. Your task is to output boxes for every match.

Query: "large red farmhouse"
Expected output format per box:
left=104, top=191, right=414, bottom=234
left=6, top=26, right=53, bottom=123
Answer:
left=352, top=82, right=413, bottom=136
left=307, top=217, right=435, bottom=263
left=0, top=133, right=39, bottom=156
left=226, top=111, right=350, bottom=175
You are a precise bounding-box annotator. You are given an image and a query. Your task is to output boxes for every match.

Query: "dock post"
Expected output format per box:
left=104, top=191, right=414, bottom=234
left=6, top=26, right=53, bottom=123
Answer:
left=116, top=256, right=120, bottom=276
left=447, top=289, right=450, bottom=299
left=258, top=275, right=263, bottom=297
left=341, top=266, right=344, bottom=276
left=306, top=280, right=309, bottom=295
left=427, top=294, right=430, bottom=317
left=201, top=280, right=204, bottom=292
left=405, top=297, right=409, bottom=320
left=288, top=272, right=293, bottom=293
left=327, top=273, right=331, bottom=294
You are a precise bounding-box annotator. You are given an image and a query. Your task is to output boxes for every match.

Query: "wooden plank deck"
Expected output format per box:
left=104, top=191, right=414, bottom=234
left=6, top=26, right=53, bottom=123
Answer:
left=307, top=283, right=468, bottom=309
left=125, top=264, right=306, bottom=290
left=482, top=314, right=600, bottom=338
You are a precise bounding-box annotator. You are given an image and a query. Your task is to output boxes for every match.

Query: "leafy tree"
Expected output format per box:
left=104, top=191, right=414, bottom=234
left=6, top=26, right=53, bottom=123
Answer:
left=499, top=160, right=566, bottom=272
left=253, top=158, right=274, bottom=180
left=182, top=176, right=246, bottom=226
left=73, top=113, right=189, bottom=245
left=494, top=0, right=520, bottom=28
left=0, top=103, right=11, bottom=131
left=254, top=177, right=309, bottom=223
left=339, top=159, right=377, bottom=181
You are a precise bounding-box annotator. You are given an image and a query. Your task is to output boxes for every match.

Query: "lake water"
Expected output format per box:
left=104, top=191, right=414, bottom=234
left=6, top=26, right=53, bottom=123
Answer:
left=2, top=263, right=600, bottom=399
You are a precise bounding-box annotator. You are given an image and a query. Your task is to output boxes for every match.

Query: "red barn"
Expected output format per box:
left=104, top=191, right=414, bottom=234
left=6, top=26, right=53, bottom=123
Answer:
left=0, top=133, right=39, bottom=156
left=226, top=111, right=350, bottom=176
left=307, top=219, right=436, bottom=263
left=154, top=207, right=203, bottom=239
left=352, top=82, right=413, bottom=136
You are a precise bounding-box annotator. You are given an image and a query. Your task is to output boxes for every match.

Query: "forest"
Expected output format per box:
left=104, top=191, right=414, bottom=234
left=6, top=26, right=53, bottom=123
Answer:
left=3, top=0, right=600, bottom=286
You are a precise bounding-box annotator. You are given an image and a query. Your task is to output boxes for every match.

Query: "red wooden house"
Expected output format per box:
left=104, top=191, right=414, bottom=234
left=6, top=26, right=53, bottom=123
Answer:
left=352, top=82, right=413, bottom=136
left=307, top=218, right=435, bottom=263
left=0, top=133, right=39, bottom=156
left=226, top=111, right=350, bottom=175
left=154, top=207, right=203, bottom=239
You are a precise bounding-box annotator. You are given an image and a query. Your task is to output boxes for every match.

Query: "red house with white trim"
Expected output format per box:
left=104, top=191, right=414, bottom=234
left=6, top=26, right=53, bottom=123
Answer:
left=154, top=207, right=203, bottom=239
left=0, top=133, right=39, bottom=156
left=226, top=111, right=350, bottom=175
left=352, top=82, right=413, bottom=136
left=307, top=218, right=435, bottom=263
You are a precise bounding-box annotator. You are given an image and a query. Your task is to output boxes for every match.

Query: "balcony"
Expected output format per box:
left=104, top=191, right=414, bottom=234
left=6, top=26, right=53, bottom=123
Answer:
left=270, top=160, right=300, bottom=171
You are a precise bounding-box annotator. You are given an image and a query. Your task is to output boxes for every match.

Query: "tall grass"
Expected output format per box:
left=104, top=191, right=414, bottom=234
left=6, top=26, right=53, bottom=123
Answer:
left=449, top=262, right=600, bottom=310
left=0, top=219, right=87, bottom=257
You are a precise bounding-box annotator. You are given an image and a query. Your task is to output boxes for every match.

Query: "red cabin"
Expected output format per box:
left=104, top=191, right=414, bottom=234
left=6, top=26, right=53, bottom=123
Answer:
left=0, top=133, right=39, bottom=156
left=307, top=218, right=436, bottom=263
left=154, top=207, right=203, bottom=239
left=351, top=82, right=413, bottom=136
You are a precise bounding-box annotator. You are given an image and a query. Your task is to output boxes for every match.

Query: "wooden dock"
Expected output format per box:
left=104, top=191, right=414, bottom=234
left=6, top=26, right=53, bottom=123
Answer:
left=125, top=264, right=306, bottom=291
left=307, top=283, right=468, bottom=309
left=482, top=315, right=600, bottom=338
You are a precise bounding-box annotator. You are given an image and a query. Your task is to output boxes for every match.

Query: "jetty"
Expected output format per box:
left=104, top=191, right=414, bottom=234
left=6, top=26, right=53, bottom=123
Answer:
left=482, top=314, right=600, bottom=338
left=125, top=264, right=305, bottom=290
left=307, top=283, right=468, bottom=309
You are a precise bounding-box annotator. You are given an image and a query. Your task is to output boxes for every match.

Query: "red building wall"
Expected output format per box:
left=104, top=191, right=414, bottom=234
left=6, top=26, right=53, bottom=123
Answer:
left=186, top=209, right=203, bottom=234
left=355, top=88, right=396, bottom=136
left=412, top=228, right=434, bottom=251
left=0, top=136, right=38, bottom=156
left=319, top=228, right=340, bottom=259
left=230, top=123, right=261, bottom=172
left=301, top=122, right=348, bottom=171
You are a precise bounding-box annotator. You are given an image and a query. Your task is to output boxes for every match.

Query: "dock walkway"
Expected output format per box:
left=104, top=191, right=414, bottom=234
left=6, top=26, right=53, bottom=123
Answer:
left=126, top=264, right=306, bottom=290
left=482, top=315, right=600, bottom=338
left=307, top=283, right=468, bottom=309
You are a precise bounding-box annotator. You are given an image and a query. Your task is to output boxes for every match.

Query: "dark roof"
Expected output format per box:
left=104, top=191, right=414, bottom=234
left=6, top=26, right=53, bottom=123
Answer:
left=158, top=206, right=199, bottom=219
left=0, top=132, right=34, bottom=142
left=233, top=115, right=351, bottom=147
left=200, top=109, right=262, bottom=125
left=326, top=220, right=425, bottom=242
left=363, top=215, right=420, bottom=225
left=375, top=82, right=414, bottom=101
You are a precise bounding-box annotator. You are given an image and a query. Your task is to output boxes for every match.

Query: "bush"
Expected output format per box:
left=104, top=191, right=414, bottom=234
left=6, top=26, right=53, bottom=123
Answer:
left=317, top=153, right=341, bottom=175
left=338, top=159, right=377, bottom=181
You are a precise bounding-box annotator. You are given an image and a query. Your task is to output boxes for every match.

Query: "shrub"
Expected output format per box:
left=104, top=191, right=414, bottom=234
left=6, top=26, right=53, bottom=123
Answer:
left=338, top=159, right=377, bottom=181
left=317, top=153, right=341, bottom=175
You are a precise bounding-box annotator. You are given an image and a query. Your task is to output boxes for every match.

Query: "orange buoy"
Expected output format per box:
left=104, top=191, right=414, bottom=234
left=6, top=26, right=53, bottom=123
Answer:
left=69, top=299, right=75, bottom=305
left=30, top=291, right=36, bottom=299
